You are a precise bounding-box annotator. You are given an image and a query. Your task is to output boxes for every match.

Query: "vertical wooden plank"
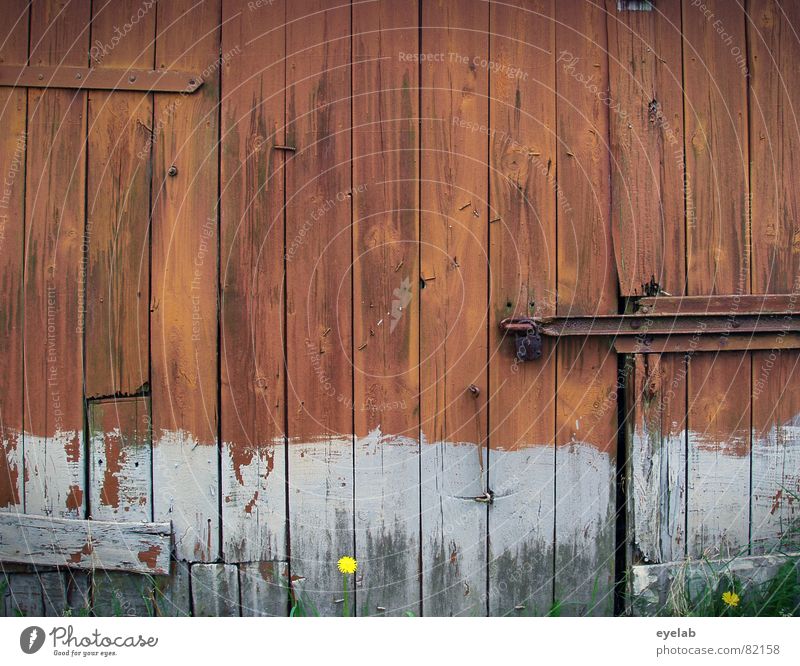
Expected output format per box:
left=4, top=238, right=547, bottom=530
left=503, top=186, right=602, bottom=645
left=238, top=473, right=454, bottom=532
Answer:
left=556, top=0, right=616, bottom=316
left=683, top=0, right=749, bottom=297
left=85, top=0, right=153, bottom=398
left=352, top=0, right=420, bottom=617
left=683, top=0, right=751, bottom=560
left=0, top=0, right=28, bottom=513
left=24, top=0, right=90, bottom=519
left=93, top=571, right=154, bottom=616
left=419, top=0, right=489, bottom=617
left=66, top=572, right=91, bottom=615
left=154, top=560, right=191, bottom=616
left=628, top=353, right=687, bottom=564
left=285, top=0, right=353, bottom=616
left=606, top=0, right=685, bottom=296
left=5, top=574, right=44, bottom=616
left=487, top=0, right=556, bottom=616
left=40, top=571, right=68, bottom=616
left=555, top=339, right=617, bottom=616
left=219, top=0, right=286, bottom=564
left=88, top=397, right=151, bottom=521
left=749, top=0, right=800, bottom=554
left=687, top=352, right=751, bottom=558
left=191, top=563, right=240, bottom=616
left=751, top=349, right=800, bottom=552
left=239, top=560, right=288, bottom=616
left=554, top=0, right=616, bottom=617
left=151, top=0, right=221, bottom=562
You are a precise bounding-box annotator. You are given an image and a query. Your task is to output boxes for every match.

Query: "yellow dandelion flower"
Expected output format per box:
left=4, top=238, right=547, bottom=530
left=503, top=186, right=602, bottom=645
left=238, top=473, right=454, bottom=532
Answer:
left=722, top=591, right=740, bottom=607
left=338, top=556, right=357, bottom=575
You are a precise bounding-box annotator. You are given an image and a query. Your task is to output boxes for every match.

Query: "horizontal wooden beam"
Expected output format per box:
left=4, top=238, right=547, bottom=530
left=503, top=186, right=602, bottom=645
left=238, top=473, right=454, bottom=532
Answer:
left=614, top=332, right=800, bottom=353
left=0, top=65, right=203, bottom=93
left=637, top=294, right=799, bottom=315
left=0, top=512, right=171, bottom=575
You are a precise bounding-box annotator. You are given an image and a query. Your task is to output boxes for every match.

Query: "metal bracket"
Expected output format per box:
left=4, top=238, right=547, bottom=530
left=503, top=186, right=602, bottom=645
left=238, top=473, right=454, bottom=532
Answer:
left=0, top=65, right=203, bottom=93
left=499, top=317, right=542, bottom=361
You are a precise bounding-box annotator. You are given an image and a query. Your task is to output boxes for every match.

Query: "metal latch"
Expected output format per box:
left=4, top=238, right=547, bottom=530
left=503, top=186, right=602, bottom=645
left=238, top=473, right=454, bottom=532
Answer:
left=499, top=317, right=542, bottom=362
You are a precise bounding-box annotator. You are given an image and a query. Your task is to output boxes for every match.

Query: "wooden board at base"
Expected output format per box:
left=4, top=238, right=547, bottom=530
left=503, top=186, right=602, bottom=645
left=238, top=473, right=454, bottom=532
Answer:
left=23, top=0, right=90, bottom=520
left=285, top=0, right=354, bottom=616
left=352, top=0, right=420, bottom=617
left=420, top=0, right=489, bottom=617
left=239, top=561, right=288, bottom=616
left=220, top=0, right=287, bottom=565
left=151, top=0, right=221, bottom=562
left=0, top=0, right=28, bottom=513
left=191, top=563, right=240, bottom=616
left=487, top=0, right=556, bottom=616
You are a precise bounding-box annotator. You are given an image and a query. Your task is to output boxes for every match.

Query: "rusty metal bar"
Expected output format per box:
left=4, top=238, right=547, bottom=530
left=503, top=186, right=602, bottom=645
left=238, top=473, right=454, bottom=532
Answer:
left=0, top=65, right=203, bottom=93
left=613, top=333, right=800, bottom=353
left=636, top=293, right=799, bottom=315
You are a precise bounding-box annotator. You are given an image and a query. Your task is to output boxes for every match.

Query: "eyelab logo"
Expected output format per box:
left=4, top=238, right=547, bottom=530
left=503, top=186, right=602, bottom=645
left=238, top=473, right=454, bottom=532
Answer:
left=20, top=626, right=45, bottom=654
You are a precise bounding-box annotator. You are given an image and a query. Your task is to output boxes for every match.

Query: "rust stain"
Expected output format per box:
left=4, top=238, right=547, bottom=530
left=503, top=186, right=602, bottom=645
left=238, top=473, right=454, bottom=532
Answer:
left=65, top=484, right=83, bottom=511
left=230, top=444, right=255, bottom=486
left=64, top=436, right=81, bottom=463
left=770, top=489, right=783, bottom=515
left=100, top=433, right=124, bottom=508
left=0, top=448, right=20, bottom=507
left=244, top=491, right=259, bottom=514
left=258, top=561, right=274, bottom=580
left=68, top=540, right=93, bottom=564
left=137, top=545, right=161, bottom=570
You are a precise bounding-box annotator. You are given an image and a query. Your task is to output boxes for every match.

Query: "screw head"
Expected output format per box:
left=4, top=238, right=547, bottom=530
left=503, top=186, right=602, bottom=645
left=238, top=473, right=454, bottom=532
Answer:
left=167, top=165, right=178, bottom=177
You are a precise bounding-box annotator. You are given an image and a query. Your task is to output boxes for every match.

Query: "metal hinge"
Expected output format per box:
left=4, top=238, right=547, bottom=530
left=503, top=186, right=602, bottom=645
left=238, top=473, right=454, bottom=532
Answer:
left=0, top=65, right=203, bottom=93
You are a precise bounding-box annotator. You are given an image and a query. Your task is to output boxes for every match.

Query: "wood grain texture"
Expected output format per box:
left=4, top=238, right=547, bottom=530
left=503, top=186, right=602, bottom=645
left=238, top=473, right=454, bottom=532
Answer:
left=555, top=338, right=617, bottom=616
left=88, top=397, right=151, bottom=521
left=628, top=353, right=687, bottom=564
left=154, top=559, right=191, bottom=616
left=687, top=352, right=751, bottom=558
left=191, top=563, right=240, bottom=616
left=556, top=0, right=616, bottom=316
left=93, top=571, right=155, bottom=616
left=607, top=0, right=685, bottom=296
left=151, top=0, right=221, bottom=562
left=40, top=571, right=68, bottom=616
left=420, top=0, right=489, bottom=617
left=220, top=0, right=287, bottom=564
left=352, top=0, right=420, bottom=617
left=0, top=511, right=170, bottom=574
left=4, top=574, right=44, bottom=616
left=0, top=0, right=28, bottom=513
left=748, top=1, right=800, bottom=556
left=487, top=0, right=556, bottom=616
left=683, top=0, right=749, bottom=295
left=285, top=0, right=354, bottom=616
left=239, top=560, right=288, bottom=616
left=85, top=0, right=153, bottom=399
left=23, top=0, right=90, bottom=519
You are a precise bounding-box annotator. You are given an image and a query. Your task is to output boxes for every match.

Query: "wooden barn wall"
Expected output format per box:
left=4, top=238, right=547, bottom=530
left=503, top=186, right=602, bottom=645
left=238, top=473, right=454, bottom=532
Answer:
left=0, top=0, right=798, bottom=617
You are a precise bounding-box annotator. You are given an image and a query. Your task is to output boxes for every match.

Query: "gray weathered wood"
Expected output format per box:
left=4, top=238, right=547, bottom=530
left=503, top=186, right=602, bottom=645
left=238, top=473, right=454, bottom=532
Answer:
left=93, top=571, right=155, bottom=616
left=66, top=572, right=91, bottom=616
left=0, top=512, right=171, bottom=574
left=239, top=561, right=288, bottom=617
left=154, top=560, right=191, bottom=617
left=4, top=573, right=44, bottom=616
left=630, top=551, right=800, bottom=616
left=40, top=571, right=68, bottom=616
left=191, top=563, right=240, bottom=616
